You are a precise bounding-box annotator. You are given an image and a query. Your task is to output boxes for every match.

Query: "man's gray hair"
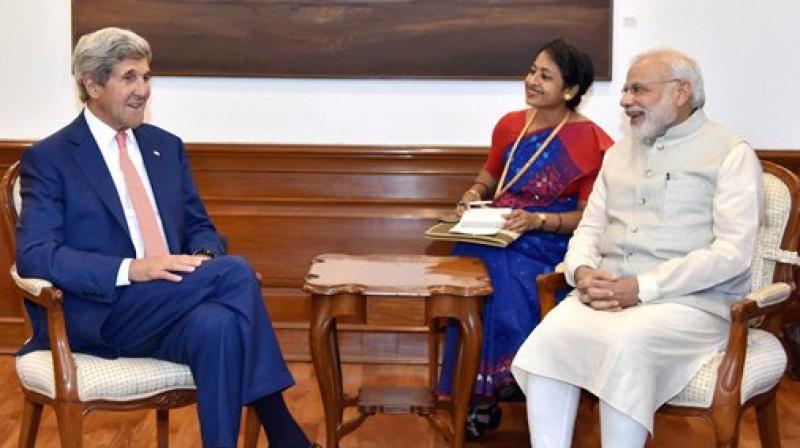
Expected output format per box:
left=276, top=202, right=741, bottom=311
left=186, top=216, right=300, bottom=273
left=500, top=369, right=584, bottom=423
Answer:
left=72, top=27, right=152, bottom=102
left=632, top=49, right=705, bottom=109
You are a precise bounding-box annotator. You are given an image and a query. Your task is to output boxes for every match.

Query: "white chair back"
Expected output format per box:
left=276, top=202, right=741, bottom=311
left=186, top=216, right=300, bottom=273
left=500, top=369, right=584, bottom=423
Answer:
left=12, top=174, right=20, bottom=218
left=751, top=171, right=793, bottom=292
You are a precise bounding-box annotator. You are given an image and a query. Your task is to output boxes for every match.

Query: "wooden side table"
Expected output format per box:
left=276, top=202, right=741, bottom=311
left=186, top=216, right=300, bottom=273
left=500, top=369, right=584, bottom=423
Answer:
left=303, top=254, right=492, bottom=447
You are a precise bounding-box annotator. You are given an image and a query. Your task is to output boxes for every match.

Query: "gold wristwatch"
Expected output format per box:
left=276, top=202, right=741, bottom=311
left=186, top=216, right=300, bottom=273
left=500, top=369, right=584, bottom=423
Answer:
left=536, top=213, right=547, bottom=230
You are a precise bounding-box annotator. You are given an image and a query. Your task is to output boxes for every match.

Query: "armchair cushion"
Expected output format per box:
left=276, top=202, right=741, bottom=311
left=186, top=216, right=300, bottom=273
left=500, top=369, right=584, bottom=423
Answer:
left=667, top=329, right=786, bottom=408
left=16, top=350, right=195, bottom=401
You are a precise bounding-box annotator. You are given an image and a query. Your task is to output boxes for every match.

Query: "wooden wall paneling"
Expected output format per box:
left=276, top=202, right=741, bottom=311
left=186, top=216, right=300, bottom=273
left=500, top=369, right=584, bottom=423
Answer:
left=759, top=151, right=800, bottom=177
left=1, top=140, right=799, bottom=362
left=274, top=325, right=430, bottom=364
left=192, top=144, right=482, bottom=362
left=0, top=142, right=27, bottom=353
left=0, top=142, right=483, bottom=361
left=213, top=214, right=451, bottom=285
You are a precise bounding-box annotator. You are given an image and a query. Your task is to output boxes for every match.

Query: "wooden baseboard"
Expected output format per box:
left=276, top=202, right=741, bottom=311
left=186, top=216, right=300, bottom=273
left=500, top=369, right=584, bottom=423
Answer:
left=0, top=317, right=26, bottom=354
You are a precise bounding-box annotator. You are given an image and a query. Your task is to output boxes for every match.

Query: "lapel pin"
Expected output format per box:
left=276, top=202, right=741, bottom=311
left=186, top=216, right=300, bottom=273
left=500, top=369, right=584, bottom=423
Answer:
left=153, top=149, right=161, bottom=157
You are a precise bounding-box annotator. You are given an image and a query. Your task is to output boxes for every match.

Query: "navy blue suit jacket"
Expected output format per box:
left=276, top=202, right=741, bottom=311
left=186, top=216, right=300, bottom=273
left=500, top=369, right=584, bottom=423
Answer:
left=16, top=113, right=225, bottom=357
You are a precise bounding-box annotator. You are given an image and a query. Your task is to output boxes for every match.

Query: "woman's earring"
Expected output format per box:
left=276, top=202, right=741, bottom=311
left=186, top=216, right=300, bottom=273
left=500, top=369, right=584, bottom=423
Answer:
left=563, top=93, right=573, bottom=101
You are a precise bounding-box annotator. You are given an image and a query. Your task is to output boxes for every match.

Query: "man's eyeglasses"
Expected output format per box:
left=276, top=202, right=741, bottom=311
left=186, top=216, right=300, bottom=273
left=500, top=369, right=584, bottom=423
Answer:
left=621, top=79, right=680, bottom=96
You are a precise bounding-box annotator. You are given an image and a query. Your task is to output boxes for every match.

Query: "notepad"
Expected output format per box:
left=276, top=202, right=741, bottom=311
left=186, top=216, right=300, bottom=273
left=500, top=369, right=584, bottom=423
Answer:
left=450, top=207, right=512, bottom=235
left=424, top=206, right=520, bottom=248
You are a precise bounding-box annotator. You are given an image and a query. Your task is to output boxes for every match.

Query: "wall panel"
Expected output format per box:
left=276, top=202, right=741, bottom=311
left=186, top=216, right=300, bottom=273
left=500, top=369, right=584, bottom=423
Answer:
left=0, top=142, right=27, bottom=353
left=1, top=141, right=798, bottom=360
left=0, top=141, right=481, bottom=361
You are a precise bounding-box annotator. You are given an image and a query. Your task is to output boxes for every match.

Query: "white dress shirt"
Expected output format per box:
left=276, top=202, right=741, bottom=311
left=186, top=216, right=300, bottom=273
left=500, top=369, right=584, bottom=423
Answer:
left=84, top=108, right=168, bottom=286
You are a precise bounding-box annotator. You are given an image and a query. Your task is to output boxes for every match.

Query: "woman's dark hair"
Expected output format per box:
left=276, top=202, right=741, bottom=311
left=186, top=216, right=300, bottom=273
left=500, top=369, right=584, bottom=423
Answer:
left=535, top=38, right=594, bottom=110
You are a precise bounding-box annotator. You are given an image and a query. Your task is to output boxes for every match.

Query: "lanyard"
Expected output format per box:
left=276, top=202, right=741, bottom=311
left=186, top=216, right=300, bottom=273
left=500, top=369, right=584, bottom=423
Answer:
left=494, top=110, right=570, bottom=199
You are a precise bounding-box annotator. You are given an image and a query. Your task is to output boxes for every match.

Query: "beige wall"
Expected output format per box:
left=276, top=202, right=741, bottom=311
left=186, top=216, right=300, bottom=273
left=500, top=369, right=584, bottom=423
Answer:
left=1, top=0, right=799, bottom=148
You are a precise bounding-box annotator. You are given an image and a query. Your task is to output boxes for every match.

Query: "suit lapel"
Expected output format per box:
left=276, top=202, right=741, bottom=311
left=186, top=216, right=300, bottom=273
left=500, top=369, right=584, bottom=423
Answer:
left=133, top=127, right=178, bottom=253
left=67, top=115, right=130, bottom=236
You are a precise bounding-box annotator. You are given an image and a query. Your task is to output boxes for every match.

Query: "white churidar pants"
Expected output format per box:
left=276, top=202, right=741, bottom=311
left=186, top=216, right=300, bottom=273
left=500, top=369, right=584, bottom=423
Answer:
left=526, top=374, right=649, bottom=448
left=512, top=294, right=729, bottom=433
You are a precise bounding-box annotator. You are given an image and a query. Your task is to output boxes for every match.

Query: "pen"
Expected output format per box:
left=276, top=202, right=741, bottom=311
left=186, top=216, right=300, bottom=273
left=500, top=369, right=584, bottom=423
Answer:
left=467, top=200, right=493, bottom=208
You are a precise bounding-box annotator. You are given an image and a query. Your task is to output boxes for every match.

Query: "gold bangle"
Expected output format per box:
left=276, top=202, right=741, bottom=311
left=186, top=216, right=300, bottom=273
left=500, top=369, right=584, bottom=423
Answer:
left=467, top=188, right=482, bottom=198
left=555, top=213, right=563, bottom=232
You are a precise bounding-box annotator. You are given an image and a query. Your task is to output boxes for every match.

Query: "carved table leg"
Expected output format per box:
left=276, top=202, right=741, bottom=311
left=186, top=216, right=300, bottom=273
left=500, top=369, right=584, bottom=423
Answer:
left=452, top=299, right=483, bottom=448
left=428, top=318, right=440, bottom=392
left=310, top=295, right=342, bottom=448
left=329, top=322, right=346, bottom=423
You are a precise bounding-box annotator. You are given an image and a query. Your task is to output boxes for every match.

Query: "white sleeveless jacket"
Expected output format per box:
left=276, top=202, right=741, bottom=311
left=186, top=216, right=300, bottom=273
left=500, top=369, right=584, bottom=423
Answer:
left=564, top=110, right=763, bottom=319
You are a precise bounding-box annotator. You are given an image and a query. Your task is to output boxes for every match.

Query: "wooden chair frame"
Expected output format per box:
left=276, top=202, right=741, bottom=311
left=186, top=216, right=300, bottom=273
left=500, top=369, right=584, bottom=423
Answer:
left=2, top=161, right=262, bottom=447
left=535, top=160, right=800, bottom=448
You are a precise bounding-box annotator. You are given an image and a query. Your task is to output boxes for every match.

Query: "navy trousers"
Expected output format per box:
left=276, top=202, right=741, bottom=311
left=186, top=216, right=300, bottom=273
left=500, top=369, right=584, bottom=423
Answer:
left=101, top=256, right=294, bottom=447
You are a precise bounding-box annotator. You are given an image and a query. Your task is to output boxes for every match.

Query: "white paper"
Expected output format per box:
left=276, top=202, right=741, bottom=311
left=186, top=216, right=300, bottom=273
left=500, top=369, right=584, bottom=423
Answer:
left=450, top=207, right=511, bottom=235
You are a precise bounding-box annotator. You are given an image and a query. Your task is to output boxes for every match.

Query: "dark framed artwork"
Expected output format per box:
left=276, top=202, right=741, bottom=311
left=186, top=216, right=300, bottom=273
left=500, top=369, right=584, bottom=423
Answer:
left=72, top=0, right=612, bottom=80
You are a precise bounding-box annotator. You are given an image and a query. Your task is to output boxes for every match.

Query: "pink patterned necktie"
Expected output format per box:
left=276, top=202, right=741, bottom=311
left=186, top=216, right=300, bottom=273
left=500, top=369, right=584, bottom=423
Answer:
left=116, top=130, right=168, bottom=257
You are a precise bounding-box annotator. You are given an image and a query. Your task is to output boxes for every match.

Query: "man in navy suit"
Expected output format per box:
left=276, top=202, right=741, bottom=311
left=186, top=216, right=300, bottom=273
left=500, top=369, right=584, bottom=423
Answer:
left=16, top=27, right=314, bottom=448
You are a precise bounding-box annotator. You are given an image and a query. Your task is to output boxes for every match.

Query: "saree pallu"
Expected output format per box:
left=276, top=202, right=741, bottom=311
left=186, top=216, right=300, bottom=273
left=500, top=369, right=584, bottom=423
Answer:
left=437, top=122, right=603, bottom=400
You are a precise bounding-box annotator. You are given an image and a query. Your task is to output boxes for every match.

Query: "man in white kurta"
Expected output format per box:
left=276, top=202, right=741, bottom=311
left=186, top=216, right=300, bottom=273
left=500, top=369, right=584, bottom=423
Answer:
left=511, top=49, right=763, bottom=448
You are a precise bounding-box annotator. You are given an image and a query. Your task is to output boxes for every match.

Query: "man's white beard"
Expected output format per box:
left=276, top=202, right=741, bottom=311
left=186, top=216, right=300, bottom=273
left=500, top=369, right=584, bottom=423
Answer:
left=629, top=93, right=678, bottom=146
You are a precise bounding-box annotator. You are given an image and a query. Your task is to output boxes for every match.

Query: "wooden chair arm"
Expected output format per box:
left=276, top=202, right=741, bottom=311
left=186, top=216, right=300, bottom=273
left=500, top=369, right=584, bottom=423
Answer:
left=10, top=264, right=80, bottom=402
left=536, top=271, right=567, bottom=318
left=711, top=282, right=792, bottom=409
left=11, top=264, right=61, bottom=307
left=740, top=282, right=793, bottom=316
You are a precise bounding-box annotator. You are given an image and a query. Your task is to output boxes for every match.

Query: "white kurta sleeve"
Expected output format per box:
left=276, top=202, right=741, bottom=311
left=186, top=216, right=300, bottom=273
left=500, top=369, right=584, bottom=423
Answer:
left=564, top=160, right=610, bottom=286
left=636, top=143, right=763, bottom=301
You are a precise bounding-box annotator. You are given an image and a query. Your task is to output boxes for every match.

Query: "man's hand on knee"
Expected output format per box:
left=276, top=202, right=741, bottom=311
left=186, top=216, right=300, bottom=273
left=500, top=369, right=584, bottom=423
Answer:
left=575, top=267, right=618, bottom=303
left=129, top=254, right=210, bottom=283
left=585, top=276, right=640, bottom=311
left=607, top=276, right=640, bottom=309
left=575, top=268, right=640, bottom=311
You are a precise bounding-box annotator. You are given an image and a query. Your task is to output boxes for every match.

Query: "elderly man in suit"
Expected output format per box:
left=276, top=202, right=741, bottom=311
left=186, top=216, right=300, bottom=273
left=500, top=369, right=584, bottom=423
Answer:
left=511, top=49, right=763, bottom=447
left=16, top=27, right=314, bottom=448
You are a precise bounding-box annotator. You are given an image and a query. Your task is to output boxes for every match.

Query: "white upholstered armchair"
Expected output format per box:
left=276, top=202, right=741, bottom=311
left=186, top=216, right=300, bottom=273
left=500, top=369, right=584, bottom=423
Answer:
left=2, top=161, right=263, bottom=447
left=535, top=160, right=800, bottom=447
left=2, top=161, right=196, bottom=447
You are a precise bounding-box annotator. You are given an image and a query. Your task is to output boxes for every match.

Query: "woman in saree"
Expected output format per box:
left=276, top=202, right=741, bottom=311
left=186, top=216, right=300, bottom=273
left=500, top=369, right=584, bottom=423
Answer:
left=437, top=38, right=614, bottom=439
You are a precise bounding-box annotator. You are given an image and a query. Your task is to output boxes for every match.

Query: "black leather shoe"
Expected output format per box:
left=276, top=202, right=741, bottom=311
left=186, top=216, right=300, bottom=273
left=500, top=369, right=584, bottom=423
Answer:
left=465, top=402, right=502, bottom=441
left=497, top=382, right=525, bottom=402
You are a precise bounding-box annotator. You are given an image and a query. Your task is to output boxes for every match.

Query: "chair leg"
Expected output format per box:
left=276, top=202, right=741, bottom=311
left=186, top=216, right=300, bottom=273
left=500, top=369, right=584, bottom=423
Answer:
left=54, top=402, right=84, bottom=448
left=709, top=408, right=741, bottom=448
left=156, top=409, right=169, bottom=448
left=17, top=398, right=42, bottom=448
left=756, top=396, right=781, bottom=448
left=243, top=405, right=261, bottom=448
